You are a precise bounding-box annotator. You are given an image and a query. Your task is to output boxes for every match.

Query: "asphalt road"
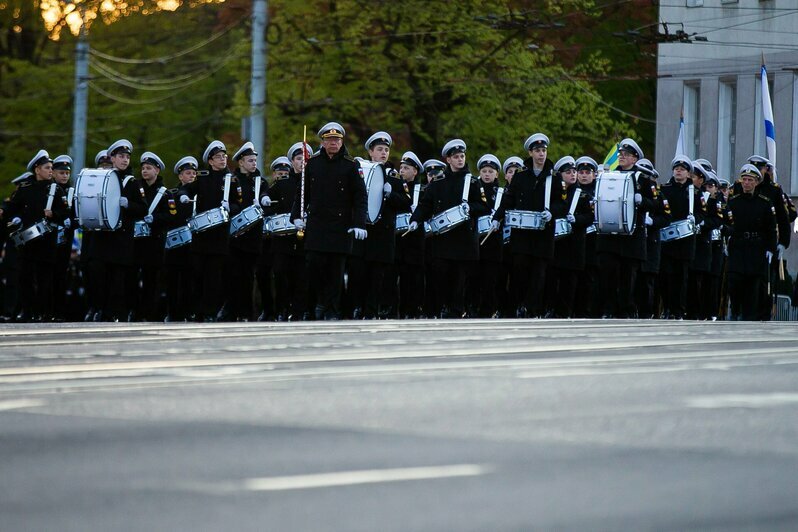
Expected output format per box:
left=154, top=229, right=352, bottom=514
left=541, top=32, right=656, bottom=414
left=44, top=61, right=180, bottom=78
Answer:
left=1, top=319, right=797, bottom=531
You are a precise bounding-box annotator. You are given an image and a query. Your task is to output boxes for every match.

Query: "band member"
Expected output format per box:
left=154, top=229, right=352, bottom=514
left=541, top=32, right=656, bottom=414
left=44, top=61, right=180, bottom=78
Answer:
left=132, top=151, right=171, bottom=321
left=687, top=162, right=720, bottom=319
left=573, top=156, right=599, bottom=318
left=51, top=155, right=75, bottom=321
left=89, top=139, right=148, bottom=321
left=704, top=174, right=726, bottom=320
left=500, top=156, right=523, bottom=315
left=475, top=154, right=503, bottom=317
left=492, top=133, right=567, bottom=318
left=544, top=156, right=594, bottom=318
left=745, top=155, right=791, bottom=321
left=163, top=156, right=198, bottom=322
left=420, top=158, right=445, bottom=317
left=633, top=158, right=668, bottom=319
left=725, top=164, right=776, bottom=320
left=291, top=122, right=368, bottom=320
left=3, top=150, right=67, bottom=321
left=226, top=141, right=270, bottom=321
left=394, top=151, right=426, bottom=318
left=660, top=155, right=703, bottom=319
left=595, top=138, right=653, bottom=318
left=502, top=157, right=524, bottom=184
left=95, top=150, right=112, bottom=169
left=409, top=140, right=489, bottom=318
left=178, top=140, right=243, bottom=321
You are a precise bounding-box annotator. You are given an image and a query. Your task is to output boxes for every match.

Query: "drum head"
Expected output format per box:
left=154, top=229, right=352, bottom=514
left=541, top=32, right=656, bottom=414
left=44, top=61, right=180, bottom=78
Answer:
left=76, top=168, right=121, bottom=230
left=359, top=160, right=385, bottom=224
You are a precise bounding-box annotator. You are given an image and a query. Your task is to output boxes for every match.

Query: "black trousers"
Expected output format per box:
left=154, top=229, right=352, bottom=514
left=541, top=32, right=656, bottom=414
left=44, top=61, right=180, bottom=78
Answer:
left=545, top=266, right=579, bottom=318
left=597, top=252, right=639, bottom=318
left=432, top=258, right=470, bottom=317
left=272, top=252, right=307, bottom=318
left=227, top=248, right=258, bottom=320
left=52, top=245, right=71, bottom=319
left=19, top=256, right=54, bottom=319
left=397, top=262, right=424, bottom=318
left=135, top=264, right=162, bottom=321
left=90, top=261, right=128, bottom=319
left=306, top=251, right=347, bottom=319
left=728, top=272, right=762, bottom=321
left=191, top=253, right=225, bottom=319
left=635, top=271, right=659, bottom=319
left=344, top=255, right=366, bottom=316
left=660, top=258, right=689, bottom=318
left=364, top=261, right=390, bottom=318
left=165, top=264, right=194, bottom=321
left=512, top=254, right=548, bottom=316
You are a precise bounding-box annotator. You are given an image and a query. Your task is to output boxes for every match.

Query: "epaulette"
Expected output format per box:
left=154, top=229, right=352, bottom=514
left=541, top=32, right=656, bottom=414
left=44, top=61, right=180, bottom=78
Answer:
left=343, top=154, right=354, bottom=162
left=758, top=194, right=773, bottom=204
left=197, top=170, right=209, bottom=177
left=19, top=180, right=32, bottom=188
left=774, top=182, right=782, bottom=189
left=470, top=175, right=479, bottom=184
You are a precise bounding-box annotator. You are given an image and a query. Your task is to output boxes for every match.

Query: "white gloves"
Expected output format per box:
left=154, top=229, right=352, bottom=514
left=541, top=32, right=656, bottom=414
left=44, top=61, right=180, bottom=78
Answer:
left=687, top=214, right=696, bottom=224
left=490, top=220, right=500, bottom=232
left=63, top=218, right=71, bottom=229
left=644, top=213, right=653, bottom=226
left=119, top=197, right=128, bottom=209
left=462, top=202, right=470, bottom=216
left=634, top=193, right=642, bottom=205
left=777, top=243, right=786, bottom=260
left=143, top=214, right=154, bottom=224
left=10, top=217, right=21, bottom=226
left=541, top=210, right=552, bottom=223
left=766, top=251, right=774, bottom=262
left=383, top=183, right=392, bottom=197
left=179, top=195, right=190, bottom=204
left=260, top=196, right=272, bottom=207
left=408, top=221, right=419, bottom=232
left=348, top=227, right=368, bottom=240
left=566, top=214, right=576, bottom=224
left=221, top=200, right=230, bottom=212
left=293, top=218, right=305, bottom=230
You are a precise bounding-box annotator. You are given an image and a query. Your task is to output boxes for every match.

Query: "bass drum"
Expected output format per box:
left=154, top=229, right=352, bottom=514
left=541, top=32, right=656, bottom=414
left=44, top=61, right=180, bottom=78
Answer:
left=357, top=159, right=385, bottom=225
left=75, top=168, right=122, bottom=231
left=595, top=171, right=635, bottom=235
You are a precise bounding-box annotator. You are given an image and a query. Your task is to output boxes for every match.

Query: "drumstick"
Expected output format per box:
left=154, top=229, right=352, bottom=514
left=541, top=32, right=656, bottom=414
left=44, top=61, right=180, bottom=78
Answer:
left=401, top=227, right=413, bottom=237
left=480, top=227, right=494, bottom=245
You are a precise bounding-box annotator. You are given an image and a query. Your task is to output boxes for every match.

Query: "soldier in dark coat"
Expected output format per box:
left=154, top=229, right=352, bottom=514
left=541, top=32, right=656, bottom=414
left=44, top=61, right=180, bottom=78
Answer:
left=544, top=156, right=595, bottom=318
left=687, top=163, right=721, bottom=319
left=394, top=151, right=426, bottom=318
left=492, top=133, right=567, bottom=318
left=633, top=159, right=669, bottom=319
left=163, top=156, right=198, bottom=321
left=51, top=155, right=75, bottom=321
left=724, top=164, right=777, bottom=320
left=225, top=142, right=270, bottom=321
left=474, top=154, right=504, bottom=318
left=132, top=151, right=171, bottom=321
left=702, top=175, right=726, bottom=320
left=177, top=140, right=243, bottom=321
left=409, top=139, right=490, bottom=318
left=660, top=155, right=704, bottom=319
left=291, top=122, right=368, bottom=320
left=4, top=150, right=68, bottom=320
left=89, top=139, right=148, bottom=321
left=573, top=156, right=600, bottom=318
left=595, top=138, right=656, bottom=318
left=420, top=159, right=444, bottom=317
left=499, top=157, right=524, bottom=317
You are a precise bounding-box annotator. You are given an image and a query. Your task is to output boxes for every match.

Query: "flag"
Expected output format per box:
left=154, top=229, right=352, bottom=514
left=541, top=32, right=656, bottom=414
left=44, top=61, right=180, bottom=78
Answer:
left=675, top=109, right=685, bottom=157
left=761, top=59, right=777, bottom=182
left=603, top=142, right=619, bottom=171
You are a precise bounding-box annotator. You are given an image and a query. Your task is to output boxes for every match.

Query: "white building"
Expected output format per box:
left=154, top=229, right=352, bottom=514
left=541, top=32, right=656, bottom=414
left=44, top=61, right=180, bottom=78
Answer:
left=656, top=0, right=798, bottom=197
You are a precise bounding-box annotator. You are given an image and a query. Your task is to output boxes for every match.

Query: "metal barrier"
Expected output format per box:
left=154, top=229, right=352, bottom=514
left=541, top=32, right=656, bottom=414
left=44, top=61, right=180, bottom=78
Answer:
left=772, top=295, right=798, bottom=321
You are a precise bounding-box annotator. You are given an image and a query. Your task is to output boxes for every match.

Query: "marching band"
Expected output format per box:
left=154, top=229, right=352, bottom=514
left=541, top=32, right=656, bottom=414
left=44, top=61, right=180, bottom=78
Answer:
left=2, top=123, right=796, bottom=323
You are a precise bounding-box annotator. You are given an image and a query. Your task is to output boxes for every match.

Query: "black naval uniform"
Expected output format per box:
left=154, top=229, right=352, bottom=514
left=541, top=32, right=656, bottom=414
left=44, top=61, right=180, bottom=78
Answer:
left=178, top=168, right=242, bottom=321
left=707, top=193, right=727, bottom=319
left=635, top=179, right=669, bottom=319
left=688, top=191, right=721, bottom=319
left=724, top=190, right=776, bottom=320
left=90, top=168, right=148, bottom=320
left=266, top=170, right=308, bottom=320
left=133, top=177, right=171, bottom=321
left=595, top=168, right=656, bottom=318
left=52, top=181, right=76, bottom=320
left=291, top=145, right=367, bottom=320
left=394, top=180, right=426, bottom=318
left=475, top=179, right=503, bottom=317
left=493, top=158, right=567, bottom=318
left=659, top=179, right=703, bottom=319
left=163, top=188, right=194, bottom=321
left=410, top=166, right=489, bottom=318
left=573, top=180, right=599, bottom=318
left=4, top=177, right=68, bottom=320
left=226, top=168, right=265, bottom=321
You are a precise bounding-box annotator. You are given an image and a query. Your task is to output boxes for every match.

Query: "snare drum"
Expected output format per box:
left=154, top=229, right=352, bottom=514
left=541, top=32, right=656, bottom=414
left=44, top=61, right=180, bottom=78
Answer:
left=585, top=224, right=597, bottom=235
left=395, top=213, right=411, bottom=234
left=263, top=213, right=297, bottom=236
left=133, top=220, right=151, bottom=239
left=660, top=219, right=696, bottom=242
left=504, top=210, right=546, bottom=230
left=554, top=218, right=572, bottom=240
left=10, top=220, right=52, bottom=247
left=165, top=225, right=192, bottom=250
left=476, top=215, right=493, bottom=235
left=711, top=228, right=721, bottom=241
left=358, top=160, right=385, bottom=225
left=595, top=171, right=636, bottom=235
left=188, top=207, right=229, bottom=234
left=74, top=168, right=122, bottom=231
left=428, top=203, right=470, bottom=235
left=503, top=225, right=511, bottom=244
left=230, top=204, right=264, bottom=237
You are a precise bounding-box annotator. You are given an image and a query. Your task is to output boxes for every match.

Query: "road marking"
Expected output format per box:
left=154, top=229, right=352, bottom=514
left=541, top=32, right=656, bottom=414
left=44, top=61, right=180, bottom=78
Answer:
left=187, top=464, right=490, bottom=494
left=0, top=398, right=45, bottom=411
left=685, top=393, right=798, bottom=409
